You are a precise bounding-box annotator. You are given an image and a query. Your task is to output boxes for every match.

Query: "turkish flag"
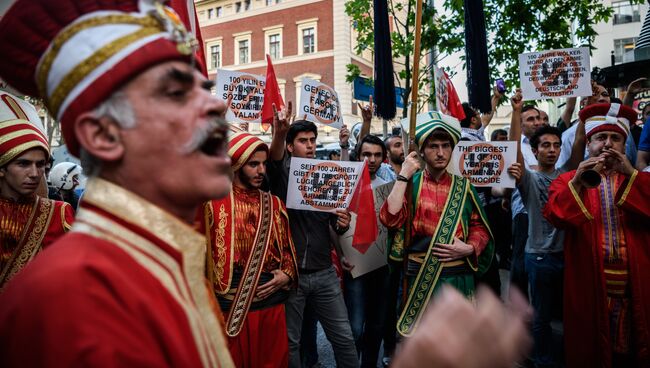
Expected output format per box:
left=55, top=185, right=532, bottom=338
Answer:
left=260, top=55, right=285, bottom=131
left=434, top=65, right=466, bottom=121
left=168, top=0, right=208, bottom=76
left=348, top=161, right=377, bottom=254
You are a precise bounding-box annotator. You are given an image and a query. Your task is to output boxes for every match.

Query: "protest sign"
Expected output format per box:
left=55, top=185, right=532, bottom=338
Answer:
left=518, top=47, right=591, bottom=100
left=215, top=69, right=265, bottom=124
left=298, top=78, right=343, bottom=129
left=448, top=141, right=517, bottom=189
left=285, top=157, right=364, bottom=212
left=337, top=181, right=393, bottom=278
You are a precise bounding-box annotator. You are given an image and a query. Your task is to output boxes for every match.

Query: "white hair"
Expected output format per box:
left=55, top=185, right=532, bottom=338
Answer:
left=80, top=89, right=136, bottom=177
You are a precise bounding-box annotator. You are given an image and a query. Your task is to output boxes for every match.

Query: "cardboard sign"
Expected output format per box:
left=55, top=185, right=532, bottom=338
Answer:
left=518, top=47, right=591, bottom=100
left=298, top=78, right=343, bottom=129
left=216, top=69, right=266, bottom=123
left=448, top=141, right=517, bottom=189
left=286, top=158, right=364, bottom=212
left=337, top=181, right=393, bottom=278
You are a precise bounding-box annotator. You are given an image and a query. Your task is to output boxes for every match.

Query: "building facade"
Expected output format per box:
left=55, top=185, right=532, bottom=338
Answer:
left=196, top=0, right=394, bottom=143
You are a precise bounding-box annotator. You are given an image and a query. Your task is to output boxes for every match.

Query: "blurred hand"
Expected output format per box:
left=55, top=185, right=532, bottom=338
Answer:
left=392, top=286, right=532, bottom=368
left=510, top=88, right=523, bottom=111
left=507, top=162, right=523, bottom=181
left=272, top=101, right=293, bottom=137
left=339, top=124, right=350, bottom=146
left=358, top=95, right=374, bottom=123
left=335, top=209, right=351, bottom=229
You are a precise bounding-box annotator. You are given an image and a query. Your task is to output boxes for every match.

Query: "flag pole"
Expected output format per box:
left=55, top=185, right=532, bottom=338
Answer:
left=402, top=0, right=424, bottom=306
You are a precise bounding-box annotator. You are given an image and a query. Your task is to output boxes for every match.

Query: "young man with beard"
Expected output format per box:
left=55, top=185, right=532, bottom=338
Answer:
left=380, top=111, right=493, bottom=337
left=0, top=1, right=235, bottom=366
left=544, top=103, right=650, bottom=368
left=508, top=89, right=585, bottom=368
left=268, top=118, right=357, bottom=368
left=198, top=131, right=297, bottom=367
left=0, top=98, right=74, bottom=289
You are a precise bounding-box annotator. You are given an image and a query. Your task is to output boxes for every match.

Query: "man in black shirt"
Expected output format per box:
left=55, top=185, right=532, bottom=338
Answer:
left=267, top=114, right=358, bottom=368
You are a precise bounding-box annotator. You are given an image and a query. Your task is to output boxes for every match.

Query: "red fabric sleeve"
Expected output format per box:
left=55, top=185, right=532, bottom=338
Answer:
left=543, top=170, right=593, bottom=229
left=616, top=171, right=650, bottom=218
left=276, top=199, right=298, bottom=284
left=379, top=199, right=407, bottom=230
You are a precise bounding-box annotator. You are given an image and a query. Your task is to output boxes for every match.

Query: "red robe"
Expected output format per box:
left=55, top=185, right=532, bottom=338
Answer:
left=1, top=196, right=74, bottom=288
left=0, top=178, right=234, bottom=367
left=544, top=170, right=650, bottom=367
left=199, top=185, right=298, bottom=368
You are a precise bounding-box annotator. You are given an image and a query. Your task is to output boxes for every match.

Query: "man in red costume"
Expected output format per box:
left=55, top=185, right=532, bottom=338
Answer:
left=0, top=93, right=74, bottom=289
left=0, top=0, right=234, bottom=366
left=198, top=131, right=297, bottom=367
left=544, top=103, right=650, bottom=368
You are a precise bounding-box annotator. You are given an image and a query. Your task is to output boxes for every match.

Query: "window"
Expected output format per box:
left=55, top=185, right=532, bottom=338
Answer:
left=244, top=0, right=250, bottom=11
left=210, top=45, right=221, bottom=69
left=269, top=34, right=281, bottom=60
left=266, top=0, right=273, bottom=4
left=612, top=1, right=641, bottom=25
left=207, top=8, right=214, bottom=19
left=297, top=19, right=318, bottom=55
left=239, top=39, right=249, bottom=64
left=302, top=28, right=315, bottom=54
left=235, top=2, right=242, bottom=12
left=614, top=37, right=637, bottom=63
left=216, top=7, right=222, bottom=17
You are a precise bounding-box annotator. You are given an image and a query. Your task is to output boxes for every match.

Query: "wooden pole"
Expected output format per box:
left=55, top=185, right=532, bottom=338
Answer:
left=402, top=0, right=424, bottom=306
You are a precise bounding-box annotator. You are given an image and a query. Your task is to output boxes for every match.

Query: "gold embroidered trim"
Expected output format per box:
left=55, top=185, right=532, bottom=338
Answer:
left=37, top=14, right=160, bottom=100
left=0, top=197, right=54, bottom=290
left=0, top=129, right=46, bottom=145
left=214, top=202, right=229, bottom=294
left=617, top=170, right=638, bottom=206
left=48, top=26, right=161, bottom=116
left=225, top=192, right=273, bottom=337
left=61, top=203, right=73, bottom=231
left=2, top=96, right=28, bottom=120
left=568, top=180, right=594, bottom=221
left=0, top=141, right=49, bottom=168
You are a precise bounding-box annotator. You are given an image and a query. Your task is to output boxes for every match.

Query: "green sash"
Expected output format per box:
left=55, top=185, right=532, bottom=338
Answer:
left=396, top=172, right=494, bottom=336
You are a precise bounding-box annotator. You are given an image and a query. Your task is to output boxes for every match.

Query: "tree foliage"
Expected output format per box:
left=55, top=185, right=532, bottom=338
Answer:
left=345, top=0, right=643, bottom=117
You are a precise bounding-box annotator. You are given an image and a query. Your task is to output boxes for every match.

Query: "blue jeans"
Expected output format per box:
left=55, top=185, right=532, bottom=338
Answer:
left=344, top=266, right=390, bottom=368
left=286, top=266, right=358, bottom=368
left=525, top=252, right=564, bottom=368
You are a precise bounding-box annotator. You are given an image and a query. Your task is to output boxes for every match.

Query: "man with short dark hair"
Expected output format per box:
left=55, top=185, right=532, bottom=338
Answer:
left=268, top=117, right=357, bottom=368
left=344, top=134, right=393, bottom=367
left=508, top=88, right=584, bottom=368
left=544, top=102, right=650, bottom=367
left=380, top=111, right=493, bottom=336
left=491, top=129, right=508, bottom=141
left=376, top=134, right=404, bottom=183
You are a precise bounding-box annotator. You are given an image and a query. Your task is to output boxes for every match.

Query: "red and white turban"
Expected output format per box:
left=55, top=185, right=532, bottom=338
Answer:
left=0, top=0, right=200, bottom=157
left=580, top=103, right=638, bottom=139
left=228, top=132, right=269, bottom=172
left=0, top=92, right=49, bottom=167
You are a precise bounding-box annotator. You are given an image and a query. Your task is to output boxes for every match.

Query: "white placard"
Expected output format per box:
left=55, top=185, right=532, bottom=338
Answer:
left=298, top=78, right=343, bottom=129
left=518, top=47, right=591, bottom=100
left=285, top=157, right=364, bottom=213
left=215, top=69, right=265, bottom=123
left=448, top=141, right=518, bottom=189
left=337, top=181, right=393, bottom=278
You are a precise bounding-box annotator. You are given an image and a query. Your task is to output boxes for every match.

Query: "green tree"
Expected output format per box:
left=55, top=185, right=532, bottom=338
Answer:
left=345, top=0, right=642, bottom=117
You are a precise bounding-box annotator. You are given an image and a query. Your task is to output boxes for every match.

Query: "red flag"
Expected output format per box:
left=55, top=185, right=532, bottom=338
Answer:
left=168, top=0, right=208, bottom=76
left=348, top=161, right=377, bottom=254
left=434, top=65, right=466, bottom=121
left=260, top=54, right=285, bottom=131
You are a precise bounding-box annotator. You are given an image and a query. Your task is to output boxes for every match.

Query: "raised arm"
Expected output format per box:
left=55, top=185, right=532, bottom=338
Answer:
left=508, top=88, right=525, bottom=167
left=269, top=102, right=292, bottom=161
left=622, top=78, right=648, bottom=107
left=564, top=116, right=586, bottom=171
left=339, top=124, right=350, bottom=161
left=357, top=95, right=373, bottom=143
left=560, top=97, right=576, bottom=128
left=481, top=86, right=502, bottom=128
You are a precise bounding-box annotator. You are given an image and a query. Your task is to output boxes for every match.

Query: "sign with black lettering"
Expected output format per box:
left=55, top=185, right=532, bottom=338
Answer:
left=518, top=47, right=591, bottom=100
left=216, top=69, right=266, bottom=124
left=298, top=78, right=343, bottom=129
left=449, top=141, right=517, bottom=189
left=286, top=157, right=364, bottom=212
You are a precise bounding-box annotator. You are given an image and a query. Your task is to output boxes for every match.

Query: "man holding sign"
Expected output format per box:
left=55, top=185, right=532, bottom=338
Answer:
left=197, top=132, right=298, bottom=367
left=380, top=111, right=493, bottom=337
left=267, top=117, right=358, bottom=368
